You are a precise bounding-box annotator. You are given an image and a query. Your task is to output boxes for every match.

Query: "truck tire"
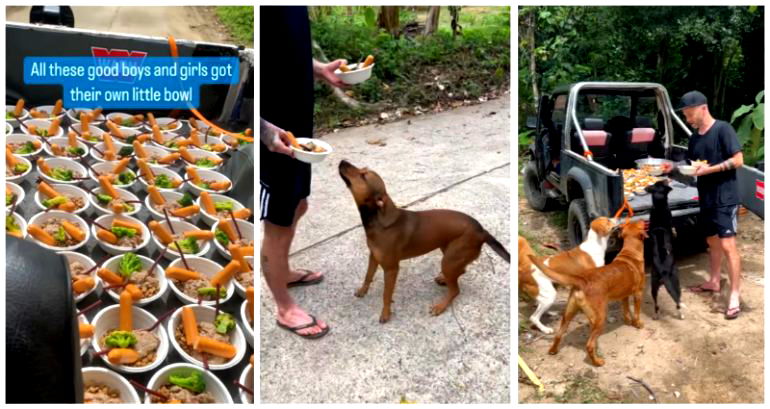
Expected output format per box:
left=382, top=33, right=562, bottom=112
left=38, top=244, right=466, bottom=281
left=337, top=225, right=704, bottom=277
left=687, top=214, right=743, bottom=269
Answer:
left=524, top=162, right=555, bottom=211
left=567, top=198, right=589, bottom=248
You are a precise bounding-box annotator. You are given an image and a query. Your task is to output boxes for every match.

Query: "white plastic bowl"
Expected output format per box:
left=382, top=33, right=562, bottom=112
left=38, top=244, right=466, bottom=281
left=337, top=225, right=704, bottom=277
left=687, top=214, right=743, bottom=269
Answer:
left=92, top=214, right=151, bottom=255
left=106, top=112, right=144, bottom=130
left=30, top=105, right=66, bottom=121
left=233, top=256, right=254, bottom=299
left=212, top=218, right=255, bottom=260
left=241, top=299, right=254, bottom=349
left=145, top=190, right=199, bottom=223
left=34, top=183, right=90, bottom=215
left=71, top=123, right=107, bottom=145
left=38, top=157, right=86, bottom=185
left=197, top=193, right=246, bottom=226
left=193, top=134, right=229, bottom=155
left=187, top=168, right=232, bottom=194
left=5, top=105, right=29, bottom=126
left=88, top=161, right=138, bottom=189
left=27, top=211, right=90, bottom=251
left=81, top=366, right=141, bottom=403
left=20, top=118, right=65, bottom=138
left=6, top=211, right=27, bottom=240
left=240, top=363, right=254, bottom=403
left=291, top=137, right=333, bottom=164
left=79, top=314, right=91, bottom=357
left=59, top=251, right=100, bottom=304
left=5, top=122, right=12, bottom=136
left=221, top=132, right=251, bottom=149
left=43, top=136, right=89, bottom=159
left=90, top=140, right=131, bottom=163
left=145, top=117, right=182, bottom=133
left=6, top=133, right=43, bottom=157
left=334, top=62, right=374, bottom=84
left=107, top=127, right=142, bottom=145
left=143, top=363, right=233, bottom=403
left=679, top=165, right=697, bottom=176
left=102, top=253, right=168, bottom=306
left=6, top=182, right=24, bottom=210
left=5, top=155, right=32, bottom=183
left=166, top=257, right=234, bottom=306
left=167, top=305, right=246, bottom=370
left=151, top=219, right=211, bottom=260
left=182, top=148, right=223, bottom=170
left=89, top=186, right=141, bottom=217
left=67, top=108, right=105, bottom=125
left=91, top=305, right=169, bottom=374
left=138, top=165, right=185, bottom=192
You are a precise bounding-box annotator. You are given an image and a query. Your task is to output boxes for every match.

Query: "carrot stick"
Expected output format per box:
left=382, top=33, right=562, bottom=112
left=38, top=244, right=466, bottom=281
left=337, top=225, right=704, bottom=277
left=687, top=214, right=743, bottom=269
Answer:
left=217, top=219, right=238, bottom=242
left=103, top=131, right=116, bottom=153
left=210, top=260, right=239, bottom=287
left=97, top=267, right=124, bottom=285
left=208, top=180, right=230, bottom=191
left=152, top=124, right=163, bottom=144
left=181, top=306, right=199, bottom=346
left=119, top=290, right=133, bottom=331
left=246, top=287, right=254, bottom=320
left=112, top=219, right=143, bottom=233
left=125, top=284, right=144, bottom=300
left=179, top=147, right=195, bottom=163
left=73, top=277, right=95, bottom=293
left=79, top=323, right=94, bottom=338
left=147, top=113, right=157, bottom=128
left=68, top=130, right=78, bottom=147
left=107, top=348, right=139, bottom=365
left=96, top=229, right=119, bottom=245
left=164, top=266, right=202, bottom=281
left=182, top=229, right=212, bottom=241
left=136, top=159, right=154, bottom=181
left=186, top=167, right=201, bottom=184
left=38, top=181, right=60, bottom=198
left=6, top=148, right=17, bottom=167
left=61, top=221, right=85, bottom=242
left=149, top=220, right=173, bottom=244
left=171, top=205, right=200, bottom=218
left=199, top=191, right=215, bottom=214
left=148, top=185, right=165, bottom=205
left=158, top=153, right=180, bottom=164
left=53, top=99, right=63, bottom=115
left=106, top=121, right=123, bottom=139
left=36, top=157, right=51, bottom=175
left=28, top=225, right=56, bottom=245
left=13, top=99, right=25, bottom=116
left=189, top=129, right=202, bottom=146
left=80, top=112, right=90, bottom=130
left=112, top=157, right=131, bottom=174
left=133, top=140, right=147, bottom=158
left=193, top=336, right=236, bottom=359
left=229, top=245, right=250, bottom=273
left=232, top=208, right=251, bottom=219
left=99, top=175, right=119, bottom=199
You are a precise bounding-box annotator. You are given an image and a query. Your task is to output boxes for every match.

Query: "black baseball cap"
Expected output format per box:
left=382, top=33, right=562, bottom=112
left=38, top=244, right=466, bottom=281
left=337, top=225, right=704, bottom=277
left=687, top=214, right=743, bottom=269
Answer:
left=677, top=90, right=708, bottom=111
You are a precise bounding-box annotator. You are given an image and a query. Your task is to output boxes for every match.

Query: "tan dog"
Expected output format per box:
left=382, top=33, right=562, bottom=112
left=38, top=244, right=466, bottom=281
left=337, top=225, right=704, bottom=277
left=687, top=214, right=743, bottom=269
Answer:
left=529, top=220, right=648, bottom=366
left=518, top=217, right=617, bottom=333
left=339, top=160, right=510, bottom=323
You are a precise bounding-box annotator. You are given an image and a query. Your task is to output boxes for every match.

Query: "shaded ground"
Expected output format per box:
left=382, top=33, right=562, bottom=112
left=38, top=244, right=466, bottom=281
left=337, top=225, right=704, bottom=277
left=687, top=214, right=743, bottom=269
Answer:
left=260, top=98, right=511, bottom=403
left=518, top=178, right=764, bottom=403
left=6, top=6, right=236, bottom=44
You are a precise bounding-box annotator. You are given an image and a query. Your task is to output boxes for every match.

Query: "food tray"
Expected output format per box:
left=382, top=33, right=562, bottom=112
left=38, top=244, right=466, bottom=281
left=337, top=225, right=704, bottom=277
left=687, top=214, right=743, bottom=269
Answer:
left=7, top=114, right=254, bottom=403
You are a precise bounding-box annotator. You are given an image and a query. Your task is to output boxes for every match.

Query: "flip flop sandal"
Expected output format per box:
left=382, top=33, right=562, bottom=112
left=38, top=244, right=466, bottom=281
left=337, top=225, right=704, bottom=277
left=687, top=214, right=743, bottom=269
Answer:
left=287, top=269, right=324, bottom=288
left=725, top=306, right=741, bottom=320
left=687, top=284, right=719, bottom=294
left=276, top=315, right=330, bottom=339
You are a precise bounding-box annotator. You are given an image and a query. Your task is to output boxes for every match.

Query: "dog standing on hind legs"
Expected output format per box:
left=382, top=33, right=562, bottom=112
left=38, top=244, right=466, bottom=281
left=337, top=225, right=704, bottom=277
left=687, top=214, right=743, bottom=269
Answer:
left=645, top=180, right=683, bottom=320
left=338, top=160, right=510, bottom=323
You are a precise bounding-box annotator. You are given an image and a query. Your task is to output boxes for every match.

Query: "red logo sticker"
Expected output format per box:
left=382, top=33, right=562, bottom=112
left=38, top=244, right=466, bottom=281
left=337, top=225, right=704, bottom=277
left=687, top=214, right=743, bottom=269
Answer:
left=91, top=47, right=147, bottom=58
left=756, top=179, right=764, bottom=201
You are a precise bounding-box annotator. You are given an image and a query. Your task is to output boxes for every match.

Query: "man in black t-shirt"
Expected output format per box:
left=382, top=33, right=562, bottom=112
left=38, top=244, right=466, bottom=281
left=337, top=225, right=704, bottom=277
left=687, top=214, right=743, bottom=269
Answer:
left=260, top=6, right=348, bottom=338
left=679, top=91, right=744, bottom=319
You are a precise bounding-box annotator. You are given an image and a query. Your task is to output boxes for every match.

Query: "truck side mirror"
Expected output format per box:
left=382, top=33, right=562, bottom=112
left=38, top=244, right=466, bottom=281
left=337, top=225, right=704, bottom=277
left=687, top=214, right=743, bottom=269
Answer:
left=526, top=116, right=537, bottom=129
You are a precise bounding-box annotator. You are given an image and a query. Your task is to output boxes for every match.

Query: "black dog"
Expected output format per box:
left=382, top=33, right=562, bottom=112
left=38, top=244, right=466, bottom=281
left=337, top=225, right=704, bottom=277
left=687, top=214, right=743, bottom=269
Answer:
left=645, top=180, right=683, bottom=319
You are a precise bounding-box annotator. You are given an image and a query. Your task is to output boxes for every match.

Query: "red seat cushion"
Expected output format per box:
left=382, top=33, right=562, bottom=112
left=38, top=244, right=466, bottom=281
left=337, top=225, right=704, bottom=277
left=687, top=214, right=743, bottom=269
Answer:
left=584, top=130, right=608, bottom=147
left=630, top=128, right=655, bottom=143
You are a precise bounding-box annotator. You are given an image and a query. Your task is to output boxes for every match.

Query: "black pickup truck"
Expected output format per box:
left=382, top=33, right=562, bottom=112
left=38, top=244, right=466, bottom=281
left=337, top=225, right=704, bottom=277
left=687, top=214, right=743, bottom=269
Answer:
left=523, top=82, right=764, bottom=249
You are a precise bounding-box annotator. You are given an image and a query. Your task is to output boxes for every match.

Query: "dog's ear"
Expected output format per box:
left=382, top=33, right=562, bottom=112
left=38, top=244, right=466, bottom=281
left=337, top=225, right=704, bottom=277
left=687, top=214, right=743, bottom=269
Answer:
left=645, top=184, right=655, bottom=194
left=375, top=195, right=399, bottom=227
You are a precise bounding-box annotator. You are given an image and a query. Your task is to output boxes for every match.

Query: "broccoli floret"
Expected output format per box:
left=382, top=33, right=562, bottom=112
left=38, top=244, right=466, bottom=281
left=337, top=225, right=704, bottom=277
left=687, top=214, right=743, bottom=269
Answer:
left=117, top=171, right=135, bottom=185
left=96, top=194, right=113, bottom=205
left=66, top=146, right=85, bottom=156
left=154, top=174, right=173, bottom=188
left=197, top=287, right=227, bottom=298
left=51, top=167, right=73, bottom=181
left=171, top=237, right=199, bottom=254
left=14, top=163, right=30, bottom=174
left=118, top=252, right=142, bottom=278
left=214, top=312, right=236, bottom=334
left=42, top=196, right=68, bottom=208
left=111, top=226, right=137, bottom=239
left=168, top=370, right=206, bottom=393
left=5, top=215, right=20, bottom=233
left=16, top=141, right=36, bottom=154
left=195, top=158, right=216, bottom=168
left=104, top=331, right=137, bottom=348
left=118, top=146, right=134, bottom=157
left=177, top=193, right=194, bottom=207
left=214, top=229, right=229, bottom=246
left=54, top=226, right=67, bottom=243
left=214, top=201, right=233, bottom=212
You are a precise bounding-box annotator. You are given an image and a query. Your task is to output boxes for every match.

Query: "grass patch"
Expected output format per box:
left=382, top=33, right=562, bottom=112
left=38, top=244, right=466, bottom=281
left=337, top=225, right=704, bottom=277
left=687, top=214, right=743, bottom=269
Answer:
left=554, top=375, right=624, bottom=403
left=216, top=6, right=254, bottom=47
left=548, top=211, right=568, bottom=229
left=310, top=6, right=509, bottom=133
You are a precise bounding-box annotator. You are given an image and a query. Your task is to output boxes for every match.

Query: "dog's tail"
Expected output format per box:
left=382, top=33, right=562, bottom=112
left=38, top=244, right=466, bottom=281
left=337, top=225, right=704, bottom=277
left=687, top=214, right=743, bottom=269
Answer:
left=528, top=254, right=587, bottom=289
left=485, top=233, right=510, bottom=263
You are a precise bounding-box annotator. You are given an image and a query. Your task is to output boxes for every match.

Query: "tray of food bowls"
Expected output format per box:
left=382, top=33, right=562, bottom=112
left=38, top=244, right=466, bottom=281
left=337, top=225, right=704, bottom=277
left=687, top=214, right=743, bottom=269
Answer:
left=6, top=99, right=254, bottom=404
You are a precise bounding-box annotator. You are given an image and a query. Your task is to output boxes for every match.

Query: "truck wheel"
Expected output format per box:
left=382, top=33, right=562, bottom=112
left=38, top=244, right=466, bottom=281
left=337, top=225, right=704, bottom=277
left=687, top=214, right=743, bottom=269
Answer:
left=567, top=199, right=589, bottom=248
left=524, top=162, right=555, bottom=211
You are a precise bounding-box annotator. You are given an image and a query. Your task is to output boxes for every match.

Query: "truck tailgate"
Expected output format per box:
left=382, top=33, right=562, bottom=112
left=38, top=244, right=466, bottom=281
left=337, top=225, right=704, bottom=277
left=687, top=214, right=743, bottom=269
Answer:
left=625, top=180, right=699, bottom=212
left=737, top=165, right=764, bottom=219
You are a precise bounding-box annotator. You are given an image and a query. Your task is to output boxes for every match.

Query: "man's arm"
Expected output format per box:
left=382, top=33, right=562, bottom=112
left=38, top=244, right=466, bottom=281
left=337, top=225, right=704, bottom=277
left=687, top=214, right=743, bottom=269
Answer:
left=313, top=59, right=349, bottom=89
left=695, top=151, right=743, bottom=176
left=260, top=118, right=294, bottom=157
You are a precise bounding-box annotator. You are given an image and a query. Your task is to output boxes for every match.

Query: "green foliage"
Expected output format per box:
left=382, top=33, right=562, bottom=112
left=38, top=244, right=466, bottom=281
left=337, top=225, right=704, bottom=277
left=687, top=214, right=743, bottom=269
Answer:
left=731, top=90, right=764, bottom=166
left=518, top=129, right=534, bottom=157
left=216, top=6, right=254, bottom=47
left=310, top=6, right=510, bottom=132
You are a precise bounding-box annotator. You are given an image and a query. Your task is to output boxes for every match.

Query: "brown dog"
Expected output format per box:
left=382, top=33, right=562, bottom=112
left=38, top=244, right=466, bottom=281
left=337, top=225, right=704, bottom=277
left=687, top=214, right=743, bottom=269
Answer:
left=529, top=220, right=647, bottom=366
left=339, top=160, right=510, bottom=323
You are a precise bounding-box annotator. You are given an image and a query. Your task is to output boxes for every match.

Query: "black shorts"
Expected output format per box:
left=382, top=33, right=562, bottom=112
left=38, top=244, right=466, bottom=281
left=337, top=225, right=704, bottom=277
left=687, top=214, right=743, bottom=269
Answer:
left=700, top=205, right=738, bottom=238
left=259, top=143, right=311, bottom=227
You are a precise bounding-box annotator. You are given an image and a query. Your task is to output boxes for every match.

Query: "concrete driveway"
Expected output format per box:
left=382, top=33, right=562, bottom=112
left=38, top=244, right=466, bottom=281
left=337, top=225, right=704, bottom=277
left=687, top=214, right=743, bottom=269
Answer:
left=260, top=97, right=511, bottom=403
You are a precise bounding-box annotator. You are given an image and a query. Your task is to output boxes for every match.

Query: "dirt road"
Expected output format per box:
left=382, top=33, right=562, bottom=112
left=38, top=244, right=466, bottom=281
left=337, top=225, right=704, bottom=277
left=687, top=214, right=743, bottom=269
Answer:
left=518, top=182, right=764, bottom=403
left=6, top=6, right=233, bottom=44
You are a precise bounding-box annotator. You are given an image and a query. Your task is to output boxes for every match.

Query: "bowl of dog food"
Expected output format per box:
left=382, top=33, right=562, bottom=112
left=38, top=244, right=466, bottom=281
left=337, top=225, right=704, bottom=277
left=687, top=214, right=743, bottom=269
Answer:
left=290, top=137, right=333, bottom=164
left=635, top=157, right=674, bottom=176
left=143, top=363, right=233, bottom=403
left=6, top=133, right=43, bottom=157
left=334, top=55, right=375, bottom=85
left=81, top=367, right=141, bottom=403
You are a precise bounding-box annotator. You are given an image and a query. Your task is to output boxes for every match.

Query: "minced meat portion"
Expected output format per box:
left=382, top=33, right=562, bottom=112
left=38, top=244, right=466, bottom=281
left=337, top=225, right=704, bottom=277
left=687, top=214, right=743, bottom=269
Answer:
left=236, top=271, right=253, bottom=289
left=150, top=385, right=215, bottom=404
left=99, top=329, right=159, bottom=367
left=173, top=276, right=224, bottom=301
left=174, top=321, right=231, bottom=365
left=116, top=231, right=143, bottom=249
left=127, top=270, right=160, bottom=298
left=84, top=384, right=123, bottom=403
left=40, top=218, right=82, bottom=246
left=153, top=201, right=182, bottom=215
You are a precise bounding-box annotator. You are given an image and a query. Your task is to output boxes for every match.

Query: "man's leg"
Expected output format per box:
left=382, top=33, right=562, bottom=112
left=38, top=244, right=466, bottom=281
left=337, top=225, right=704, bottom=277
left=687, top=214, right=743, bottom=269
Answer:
left=703, top=234, right=723, bottom=290
left=720, top=236, right=742, bottom=311
left=283, top=199, right=322, bottom=283
left=262, top=218, right=327, bottom=336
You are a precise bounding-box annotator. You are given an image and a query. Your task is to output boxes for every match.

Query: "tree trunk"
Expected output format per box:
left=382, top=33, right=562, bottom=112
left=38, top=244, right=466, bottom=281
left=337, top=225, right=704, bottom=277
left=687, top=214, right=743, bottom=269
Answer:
left=424, top=6, right=441, bottom=35
left=525, top=10, right=539, bottom=102
left=378, top=6, right=400, bottom=36
left=448, top=6, right=462, bottom=37
left=346, top=6, right=353, bottom=17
